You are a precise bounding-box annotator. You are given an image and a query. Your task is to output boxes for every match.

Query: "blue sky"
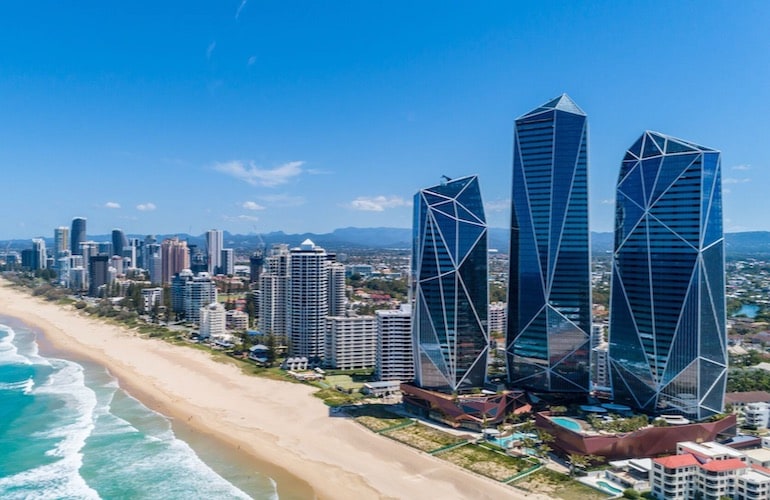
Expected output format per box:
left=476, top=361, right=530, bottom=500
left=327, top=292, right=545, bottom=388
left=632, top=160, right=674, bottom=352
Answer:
left=1, top=1, right=768, bottom=239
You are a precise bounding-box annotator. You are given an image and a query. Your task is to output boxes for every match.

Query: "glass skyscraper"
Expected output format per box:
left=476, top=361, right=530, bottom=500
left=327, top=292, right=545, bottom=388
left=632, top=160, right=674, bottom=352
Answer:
left=412, top=175, right=488, bottom=393
left=506, top=95, right=591, bottom=394
left=609, top=131, right=725, bottom=420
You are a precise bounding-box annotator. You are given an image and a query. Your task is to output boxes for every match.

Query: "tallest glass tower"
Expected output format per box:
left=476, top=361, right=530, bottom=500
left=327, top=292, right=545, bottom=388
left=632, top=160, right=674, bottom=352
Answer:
left=506, top=95, right=591, bottom=394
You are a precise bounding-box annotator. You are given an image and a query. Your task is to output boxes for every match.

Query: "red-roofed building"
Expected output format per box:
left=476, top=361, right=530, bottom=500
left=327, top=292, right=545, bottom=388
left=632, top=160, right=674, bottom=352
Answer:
left=650, top=442, right=770, bottom=500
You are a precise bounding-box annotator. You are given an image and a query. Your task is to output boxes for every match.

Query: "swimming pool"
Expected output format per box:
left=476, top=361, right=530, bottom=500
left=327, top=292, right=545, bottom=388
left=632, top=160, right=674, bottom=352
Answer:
left=597, top=480, right=623, bottom=494
left=489, top=432, right=536, bottom=448
left=551, top=416, right=582, bottom=432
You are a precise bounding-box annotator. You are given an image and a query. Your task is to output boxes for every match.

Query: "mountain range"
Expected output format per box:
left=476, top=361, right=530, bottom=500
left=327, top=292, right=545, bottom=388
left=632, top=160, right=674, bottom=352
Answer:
left=5, top=228, right=770, bottom=258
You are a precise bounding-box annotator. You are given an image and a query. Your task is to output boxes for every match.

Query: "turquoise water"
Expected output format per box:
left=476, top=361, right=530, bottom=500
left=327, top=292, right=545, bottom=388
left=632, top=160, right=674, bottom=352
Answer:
left=597, top=480, right=623, bottom=494
left=735, top=304, right=760, bottom=319
left=489, top=432, right=536, bottom=448
left=551, top=417, right=582, bottom=432
left=0, top=321, right=277, bottom=499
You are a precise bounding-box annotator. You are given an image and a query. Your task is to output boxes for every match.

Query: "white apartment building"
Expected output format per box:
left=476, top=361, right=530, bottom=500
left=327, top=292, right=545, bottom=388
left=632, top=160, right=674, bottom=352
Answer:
left=199, top=302, right=226, bottom=340
left=375, top=305, right=413, bottom=382
left=226, top=309, right=249, bottom=331
left=206, top=229, right=223, bottom=274
left=592, top=342, right=610, bottom=390
left=140, top=287, right=163, bottom=313
left=328, top=262, right=347, bottom=317
left=488, top=302, right=506, bottom=336
left=650, top=441, right=770, bottom=500
left=184, top=272, right=217, bottom=324
left=325, top=315, right=376, bottom=370
left=259, top=245, right=290, bottom=340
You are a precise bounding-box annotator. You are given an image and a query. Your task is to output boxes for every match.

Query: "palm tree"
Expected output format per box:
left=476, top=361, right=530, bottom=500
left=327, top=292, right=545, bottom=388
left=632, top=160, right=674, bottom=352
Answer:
left=568, top=453, right=588, bottom=477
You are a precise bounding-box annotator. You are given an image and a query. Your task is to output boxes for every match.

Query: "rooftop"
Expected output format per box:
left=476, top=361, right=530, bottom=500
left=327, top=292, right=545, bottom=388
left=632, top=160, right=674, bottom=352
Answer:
left=679, top=441, right=744, bottom=459
left=654, top=454, right=700, bottom=468
left=725, top=391, right=770, bottom=404
left=700, top=458, right=747, bottom=473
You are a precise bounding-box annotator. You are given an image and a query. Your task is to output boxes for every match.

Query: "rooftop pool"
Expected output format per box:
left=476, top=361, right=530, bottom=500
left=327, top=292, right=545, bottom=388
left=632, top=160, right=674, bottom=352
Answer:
left=551, top=416, right=582, bottom=432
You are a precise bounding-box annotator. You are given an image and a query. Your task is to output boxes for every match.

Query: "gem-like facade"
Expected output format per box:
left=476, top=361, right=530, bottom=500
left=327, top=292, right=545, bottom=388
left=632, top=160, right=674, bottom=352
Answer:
left=507, top=95, right=591, bottom=393
left=609, top=131, right=725, bottom=420
left=412, top=176, right=488, bottom=393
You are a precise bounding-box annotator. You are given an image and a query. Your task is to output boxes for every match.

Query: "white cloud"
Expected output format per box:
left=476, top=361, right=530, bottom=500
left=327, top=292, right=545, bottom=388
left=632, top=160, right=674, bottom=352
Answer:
left=484, top=199, right=510, bottom=213
left=206, top=41, right=216, bottom=60
left=601, top=199, right=614, bottom=205
left=136, top=202, right=157, bottom=212
left=235, top=0, right=248, bottom=19
left=348, top=195, right=410, bottom=212
left=731, top=164, right=751, bottom=171
left=214, top=160, right=305, bottom=187
left=242, top=201, right=265, bottom=211
left=104, top=201, right=121, bottom=209
left=723, top=177, right=750, bottom=185
left=247, top=55, right=257, bottom=66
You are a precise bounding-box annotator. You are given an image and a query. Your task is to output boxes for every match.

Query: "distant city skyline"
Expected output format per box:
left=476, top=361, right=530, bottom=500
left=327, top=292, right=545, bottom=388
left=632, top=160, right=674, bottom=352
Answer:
left=1, top=2, right=769, bottom=238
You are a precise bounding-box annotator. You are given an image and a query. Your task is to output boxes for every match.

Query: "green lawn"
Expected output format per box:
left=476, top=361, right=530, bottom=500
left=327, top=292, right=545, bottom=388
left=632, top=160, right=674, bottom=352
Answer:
left=436, top=444, right=537, bottom=481
left=382, top=422, right=466, bottom=452
left=513, top=468, right=610, bottom=500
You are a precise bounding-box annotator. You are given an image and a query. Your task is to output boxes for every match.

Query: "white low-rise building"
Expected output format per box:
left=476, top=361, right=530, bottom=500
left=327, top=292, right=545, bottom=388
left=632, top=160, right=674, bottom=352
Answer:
left=226, top=309, right=249, bottom=331
left=650, top=441, right=770, bottom=500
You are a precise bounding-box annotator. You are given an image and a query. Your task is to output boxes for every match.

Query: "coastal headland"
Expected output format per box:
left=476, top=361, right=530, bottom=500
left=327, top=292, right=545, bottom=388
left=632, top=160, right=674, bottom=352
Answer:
left=0, top=280, right=528, bottom=499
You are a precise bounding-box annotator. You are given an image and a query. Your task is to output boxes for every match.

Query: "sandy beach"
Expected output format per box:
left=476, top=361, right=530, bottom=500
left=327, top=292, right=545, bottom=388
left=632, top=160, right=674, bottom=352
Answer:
left=0, top=280, right=529, bottom=500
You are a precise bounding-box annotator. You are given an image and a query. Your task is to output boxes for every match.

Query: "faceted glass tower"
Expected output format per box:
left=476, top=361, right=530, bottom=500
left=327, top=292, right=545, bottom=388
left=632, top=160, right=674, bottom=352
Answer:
left=609, top=131, right=725, bottom=420
left=412, top=175, right=489, bottom=393
left=507, top=95, right=591, bottom=394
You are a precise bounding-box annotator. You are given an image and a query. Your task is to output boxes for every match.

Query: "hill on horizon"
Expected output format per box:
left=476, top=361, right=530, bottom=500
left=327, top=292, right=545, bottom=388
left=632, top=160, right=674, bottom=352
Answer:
left=3, top=227, right=770, bottom=257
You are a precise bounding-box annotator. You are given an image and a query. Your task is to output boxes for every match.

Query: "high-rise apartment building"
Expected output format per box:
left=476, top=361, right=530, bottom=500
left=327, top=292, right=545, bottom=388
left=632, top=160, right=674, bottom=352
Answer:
left=506, top=94, right=591, bottom=394
left=609, top=131, right=725, bottom=420
left=184, top=272, right=217, bottom=324
left=375, top=305, right=414, bottom=382
left=70, top=217, right=86, bottom=256
left=171, top=269, right=194, bottom=316
left=328, top=263, right=346, bottom=317
left=31, top=238, right=47, bottom=270
left=112, top=229, right=128, bottom=257
left=288, top=239, right=330, bottom=361
left=161, top=238, right=190, bottom=284
left=88, top=254, right=110, bottom=296
left=206, top=229, right=223, bottom=274
left=54, top=227, right=69, bottom=257
left=220, top=248, right=235, bottom=276
left=325, top=315, right=376, bottom=370
left=259, top=244, right=290, bottom=340
left=412, top=175, right=489, bottom=393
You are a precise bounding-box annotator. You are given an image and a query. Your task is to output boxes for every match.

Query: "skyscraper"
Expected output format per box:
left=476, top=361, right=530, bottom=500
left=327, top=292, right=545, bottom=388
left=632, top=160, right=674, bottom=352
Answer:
left=161, top=238, right=190, bottom=284
left=412, top=175, right=488, bottom=393
left=259, top=244, right=290, bottom=341
left=54, top=227, right=69, bottom=257
left=70, top=217, right=87, bottom=256
left=609, top=131, right=725, bottom=420
left=112, top=229, right=128, bottom=257
left=206, top=229, right=223, bottom=274
left=288, top=239, right=330, bottom=361
left=506, top=94, right=591, bottom=394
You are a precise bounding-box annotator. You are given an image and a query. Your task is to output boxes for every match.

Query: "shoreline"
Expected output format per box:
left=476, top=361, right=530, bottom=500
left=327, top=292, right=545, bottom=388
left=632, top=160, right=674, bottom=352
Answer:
left=0, top=280, right=527, bottom=499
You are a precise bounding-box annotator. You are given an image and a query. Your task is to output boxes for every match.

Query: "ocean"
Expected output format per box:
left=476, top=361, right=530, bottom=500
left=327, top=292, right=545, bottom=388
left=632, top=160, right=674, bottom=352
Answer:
left=0, top=319, right=279, bottom=499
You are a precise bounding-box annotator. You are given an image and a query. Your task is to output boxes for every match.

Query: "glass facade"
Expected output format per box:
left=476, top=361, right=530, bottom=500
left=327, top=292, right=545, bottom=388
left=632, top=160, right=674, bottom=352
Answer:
left=506, top=94, right=591, bottom=394
left=609, top=131, right=725, bottom=420
left=412, top=175, right=488, bottom=393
